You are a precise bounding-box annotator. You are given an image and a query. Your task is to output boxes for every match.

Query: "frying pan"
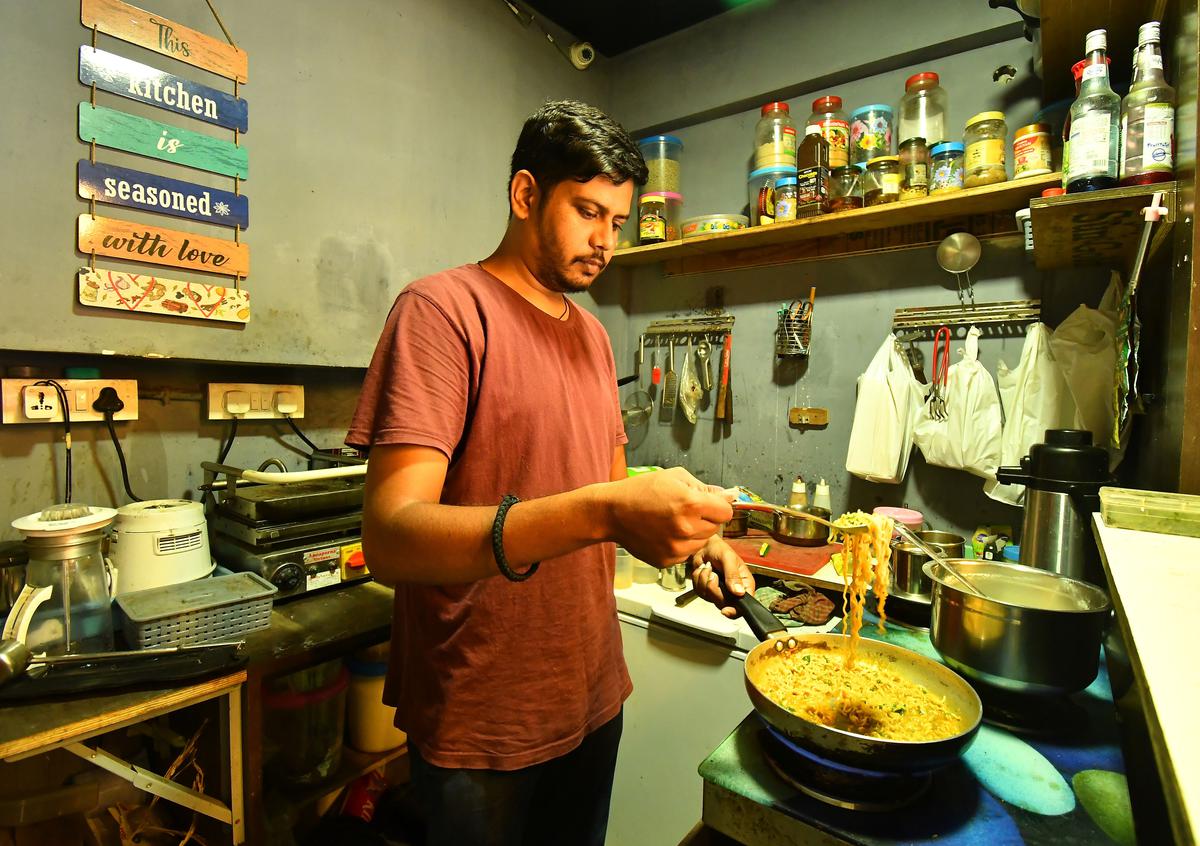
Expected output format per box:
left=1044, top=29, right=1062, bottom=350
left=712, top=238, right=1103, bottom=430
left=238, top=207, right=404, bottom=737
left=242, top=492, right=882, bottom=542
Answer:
left=719, top=573, right=982, bottom=773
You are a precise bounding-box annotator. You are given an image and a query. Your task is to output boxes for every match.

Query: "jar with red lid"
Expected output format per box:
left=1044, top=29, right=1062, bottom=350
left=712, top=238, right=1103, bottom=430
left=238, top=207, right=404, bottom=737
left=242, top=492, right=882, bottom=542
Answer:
left=755, top=101, right=797, bottom=168
left=898, top=72, right=948, bottom=147
left=808, top=95, right=850, bottom=168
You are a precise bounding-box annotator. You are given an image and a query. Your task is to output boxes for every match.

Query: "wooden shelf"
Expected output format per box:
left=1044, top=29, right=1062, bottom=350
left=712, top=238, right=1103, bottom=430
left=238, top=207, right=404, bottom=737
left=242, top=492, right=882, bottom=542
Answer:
left=1030, top=181, right=1176, bottom=271
left=611, top=173, right=1061, bottom=276
left=266, top=743, right=410, bottom=826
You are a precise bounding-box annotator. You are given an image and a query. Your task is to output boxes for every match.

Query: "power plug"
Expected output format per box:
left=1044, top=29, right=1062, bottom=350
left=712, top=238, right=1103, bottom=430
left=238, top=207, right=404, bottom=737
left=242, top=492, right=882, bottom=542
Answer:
left=22, top=386, right=59, bottom=420
left=92, top=386, right=125, bottom=415
left=224, top=390, right=251, bottom=416
left=274, top=391, right=299, bottom=416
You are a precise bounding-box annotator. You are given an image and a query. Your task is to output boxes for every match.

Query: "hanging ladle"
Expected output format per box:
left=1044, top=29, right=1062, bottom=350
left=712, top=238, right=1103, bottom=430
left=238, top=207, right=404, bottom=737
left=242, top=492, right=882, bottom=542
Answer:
left=892, top=523, right=987, bottom=598
left=0, top=637, right=245, bottom=688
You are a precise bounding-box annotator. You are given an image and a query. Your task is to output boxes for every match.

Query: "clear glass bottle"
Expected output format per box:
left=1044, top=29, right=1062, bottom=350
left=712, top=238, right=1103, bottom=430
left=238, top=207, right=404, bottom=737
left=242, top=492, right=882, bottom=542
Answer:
left=1120, top=21, right=1175, bottom=186
left=964, top=111, right=1008, bottom=187
left=1067, top=29, right=1121, bottom=193
left=899, top=137, right=930, bottom=200
left=897, top=72, right=948, bottom=147
left=755, top=101, right=798, bottom=168
left=808, top=95, right=850, bottom=168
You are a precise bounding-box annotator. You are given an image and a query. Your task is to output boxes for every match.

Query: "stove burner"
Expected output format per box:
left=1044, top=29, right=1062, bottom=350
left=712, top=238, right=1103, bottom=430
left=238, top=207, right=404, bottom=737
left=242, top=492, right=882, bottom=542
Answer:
left=973, top=683, right=1087, bottom=737
left=758, top=721, right=932, bottom=812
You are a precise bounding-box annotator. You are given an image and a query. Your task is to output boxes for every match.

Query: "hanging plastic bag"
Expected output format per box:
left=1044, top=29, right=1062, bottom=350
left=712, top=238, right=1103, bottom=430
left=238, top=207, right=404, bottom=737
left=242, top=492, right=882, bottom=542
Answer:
left=913, top=327, right=1002, bottom=480
left=846, top=334, right=925, bottom=484
left=984, top=323, right=1077, bottom=505
left=1050, top=276, right=1121, bottom=463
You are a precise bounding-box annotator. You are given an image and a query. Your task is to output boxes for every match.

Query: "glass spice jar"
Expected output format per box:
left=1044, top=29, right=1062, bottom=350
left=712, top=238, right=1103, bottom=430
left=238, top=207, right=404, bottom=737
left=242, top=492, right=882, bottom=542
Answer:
left=964, top=111, right=1008, bottom=187
left=774, top=176, right=799, bottom=222
left=828, top=165, right=863, bottom=211
left=898, top=137, right=930, bottom=200
left=864, top=156, right=901, bottom=206
left=929, top=142, right=965, bottom=194
left=637, top=195, right=667, bottom=244
left=1013, top=122, right=1053, bottom=179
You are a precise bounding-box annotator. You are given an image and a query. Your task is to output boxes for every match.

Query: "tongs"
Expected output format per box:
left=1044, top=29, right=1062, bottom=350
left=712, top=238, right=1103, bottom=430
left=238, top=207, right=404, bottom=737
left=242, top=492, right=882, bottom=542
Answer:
left=893, top=523, right=986, bottom=598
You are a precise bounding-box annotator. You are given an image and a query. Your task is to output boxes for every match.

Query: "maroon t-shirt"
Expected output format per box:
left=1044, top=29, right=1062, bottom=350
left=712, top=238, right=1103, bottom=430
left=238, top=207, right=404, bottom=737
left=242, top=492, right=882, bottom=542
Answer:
left=346, top=263, right=631, bottom=770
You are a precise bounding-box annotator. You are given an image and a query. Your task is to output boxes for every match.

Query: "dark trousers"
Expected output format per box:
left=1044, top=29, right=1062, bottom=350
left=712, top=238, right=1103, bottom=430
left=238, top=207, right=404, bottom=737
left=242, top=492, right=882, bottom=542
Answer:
left=410, top=710, right=623, bottom=846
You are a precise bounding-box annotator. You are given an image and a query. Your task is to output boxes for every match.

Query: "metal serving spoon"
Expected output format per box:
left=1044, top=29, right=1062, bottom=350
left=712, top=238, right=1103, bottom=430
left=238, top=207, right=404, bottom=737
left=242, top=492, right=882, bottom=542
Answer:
left=723, top=491, right=869, bottom=535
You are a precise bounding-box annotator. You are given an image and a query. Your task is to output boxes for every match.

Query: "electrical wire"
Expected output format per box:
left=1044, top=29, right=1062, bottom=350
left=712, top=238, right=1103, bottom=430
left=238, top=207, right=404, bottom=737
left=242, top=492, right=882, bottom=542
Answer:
left=34, top=380, right=72, bottom=503
left=104, top=414, right=142, bottom=502
left=217, top=417, right=239, bottom=464
left=284, top=415, right=367, bottom=464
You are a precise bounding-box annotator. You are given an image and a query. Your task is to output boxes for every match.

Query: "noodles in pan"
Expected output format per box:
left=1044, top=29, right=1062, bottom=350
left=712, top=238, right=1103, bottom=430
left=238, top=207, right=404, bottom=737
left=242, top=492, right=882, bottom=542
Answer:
left=834, top=511, right=894, bottom=668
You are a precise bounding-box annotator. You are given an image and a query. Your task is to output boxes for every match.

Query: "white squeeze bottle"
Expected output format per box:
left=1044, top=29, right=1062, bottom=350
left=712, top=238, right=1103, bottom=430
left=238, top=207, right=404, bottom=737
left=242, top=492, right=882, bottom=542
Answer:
left=788, top=475, right=808, bottom=508
left=813, top=479, right=832, bottom=511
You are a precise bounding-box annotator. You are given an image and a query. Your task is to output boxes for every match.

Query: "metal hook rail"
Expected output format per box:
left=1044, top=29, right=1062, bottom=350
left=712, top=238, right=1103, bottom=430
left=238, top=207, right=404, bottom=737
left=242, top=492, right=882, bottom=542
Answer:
left=891, top=299, right=1041, bottom=335
left=642, top=316, right=734, bottom=344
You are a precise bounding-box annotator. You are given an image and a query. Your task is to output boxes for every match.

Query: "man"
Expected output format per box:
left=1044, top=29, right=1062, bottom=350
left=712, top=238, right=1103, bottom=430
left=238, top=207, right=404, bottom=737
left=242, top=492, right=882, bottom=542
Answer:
left=347, top=99, right=753, bottom=846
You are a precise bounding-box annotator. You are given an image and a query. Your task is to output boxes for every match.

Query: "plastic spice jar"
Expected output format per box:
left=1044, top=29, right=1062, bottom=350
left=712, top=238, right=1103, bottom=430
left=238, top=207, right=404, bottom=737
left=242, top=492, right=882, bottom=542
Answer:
left=755, top=102, right=798, bottom=168
left=898, top=72, right=948, bottom=147
left=964, top=111, right=1008, bottom=187
left=849, top=104, right=894, bottom=167
left=929, top=142, right=965, bottom=194
left=828, top=165, right=864, bottom=211
left=774, top=176, right=799, bottom=222
left=1013, top=122, right=1053, bottom=179
left=864, top=156, right=901, bottom=206
left=898, top=137, right=930, bottom=200
left=808, top=95, right=850, bottom=168
left=637, top=135, right=683, bottom=195
left=638, top=192, right=682, bottom=243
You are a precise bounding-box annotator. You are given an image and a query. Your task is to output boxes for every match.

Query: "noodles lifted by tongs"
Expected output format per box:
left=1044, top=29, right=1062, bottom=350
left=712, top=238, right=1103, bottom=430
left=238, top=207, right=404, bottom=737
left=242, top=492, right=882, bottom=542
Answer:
left=833, top=511, right=895, bottom=668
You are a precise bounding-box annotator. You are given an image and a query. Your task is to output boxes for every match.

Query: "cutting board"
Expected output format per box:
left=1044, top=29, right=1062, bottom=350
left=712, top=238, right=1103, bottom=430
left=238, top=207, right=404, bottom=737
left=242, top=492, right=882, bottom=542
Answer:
left=725, top=528, right=839, bottom=576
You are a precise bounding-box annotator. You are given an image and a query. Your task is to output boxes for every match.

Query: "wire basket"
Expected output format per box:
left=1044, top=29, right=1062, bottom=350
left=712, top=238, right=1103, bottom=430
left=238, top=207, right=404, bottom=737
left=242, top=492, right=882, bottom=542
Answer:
left=775, top=300, right=813, bottom=356
left=117, top=572, right=277, bottom=648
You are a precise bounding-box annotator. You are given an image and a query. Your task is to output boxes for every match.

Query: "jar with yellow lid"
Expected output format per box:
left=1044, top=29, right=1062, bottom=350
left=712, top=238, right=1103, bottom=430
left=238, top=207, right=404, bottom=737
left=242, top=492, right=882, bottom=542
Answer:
left=964, top=111, right=1008, bottom=187
left=864, top=156, right=901, bottom=206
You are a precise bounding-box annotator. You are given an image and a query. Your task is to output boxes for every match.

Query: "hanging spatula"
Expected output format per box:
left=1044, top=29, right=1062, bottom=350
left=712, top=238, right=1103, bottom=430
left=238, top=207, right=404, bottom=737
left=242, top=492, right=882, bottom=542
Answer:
left=660, top=338, right=678, bottom=422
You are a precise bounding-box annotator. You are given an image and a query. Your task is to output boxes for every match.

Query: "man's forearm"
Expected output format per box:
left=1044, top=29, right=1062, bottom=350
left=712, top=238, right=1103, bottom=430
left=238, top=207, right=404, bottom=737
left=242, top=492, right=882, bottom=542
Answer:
left=362, top=484, right=613, bottom=585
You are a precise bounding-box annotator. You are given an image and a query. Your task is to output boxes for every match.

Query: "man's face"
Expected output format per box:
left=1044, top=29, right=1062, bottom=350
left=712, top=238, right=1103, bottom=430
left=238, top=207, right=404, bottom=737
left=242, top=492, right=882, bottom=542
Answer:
left=529, top=176, right=633, bottom=294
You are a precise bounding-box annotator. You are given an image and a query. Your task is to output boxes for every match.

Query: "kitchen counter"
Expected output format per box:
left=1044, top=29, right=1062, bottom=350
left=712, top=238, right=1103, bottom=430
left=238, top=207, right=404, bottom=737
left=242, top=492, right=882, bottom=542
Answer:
left=1093, top=514, right=1199, bottom=845
left=698, top=621, right=1130, bottom=846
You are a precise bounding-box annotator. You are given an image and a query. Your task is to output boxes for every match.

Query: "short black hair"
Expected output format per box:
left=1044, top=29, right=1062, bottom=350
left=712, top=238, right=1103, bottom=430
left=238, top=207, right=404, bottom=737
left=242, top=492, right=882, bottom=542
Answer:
left=509, top=100, right=648, bottom=197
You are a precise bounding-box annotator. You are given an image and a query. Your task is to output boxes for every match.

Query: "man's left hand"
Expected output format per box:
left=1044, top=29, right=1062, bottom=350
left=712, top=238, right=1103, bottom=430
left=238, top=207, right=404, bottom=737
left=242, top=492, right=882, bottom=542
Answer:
left=687, top=536, right=755, bottom=619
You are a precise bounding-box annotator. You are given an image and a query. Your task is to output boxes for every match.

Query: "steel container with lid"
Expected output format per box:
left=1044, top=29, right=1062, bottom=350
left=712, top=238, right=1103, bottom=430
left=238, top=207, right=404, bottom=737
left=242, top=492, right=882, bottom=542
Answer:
left=995, top=429, right=1112, bottom=586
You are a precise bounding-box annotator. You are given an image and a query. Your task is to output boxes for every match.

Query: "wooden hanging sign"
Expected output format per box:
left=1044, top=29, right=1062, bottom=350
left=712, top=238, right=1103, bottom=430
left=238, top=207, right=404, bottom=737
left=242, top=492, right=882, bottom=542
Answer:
left=78, top=214, right=249, bottom=277
left=80, top=47, right=248, bottom=133
left=79, top=268, right=250, bottom=323
left=79, top=103, right=248, bottom=179
left=79, top=160, right=249, bottom=229
left=81, top=0, right=248, bottom=83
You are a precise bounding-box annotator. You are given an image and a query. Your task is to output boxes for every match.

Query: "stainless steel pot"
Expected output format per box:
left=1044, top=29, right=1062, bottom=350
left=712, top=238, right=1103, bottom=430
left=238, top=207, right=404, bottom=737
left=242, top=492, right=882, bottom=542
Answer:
left=890, top=544, right=932, bottom=601
left=0, top=542, right=27, bottom=617
left=772, top=506, right=830, bottom=547
left=722, top=512, right=748, bottom=537
left=916, top=531, right=964, bottom=557
left=923, top=559, right=1112, bottom=695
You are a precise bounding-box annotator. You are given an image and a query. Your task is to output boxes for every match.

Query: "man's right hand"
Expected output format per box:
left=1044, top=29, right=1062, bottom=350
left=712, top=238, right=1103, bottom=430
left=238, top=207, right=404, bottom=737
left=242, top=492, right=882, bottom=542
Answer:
left=602, top=467, right=734, bottom=566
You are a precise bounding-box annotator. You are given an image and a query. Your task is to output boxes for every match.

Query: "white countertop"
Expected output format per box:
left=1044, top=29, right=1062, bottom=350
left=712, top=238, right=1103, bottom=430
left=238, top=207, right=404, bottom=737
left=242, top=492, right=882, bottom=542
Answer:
left=614, top=579, right=838, bottom=653
left=1093, top=514, right=1199, bottom=844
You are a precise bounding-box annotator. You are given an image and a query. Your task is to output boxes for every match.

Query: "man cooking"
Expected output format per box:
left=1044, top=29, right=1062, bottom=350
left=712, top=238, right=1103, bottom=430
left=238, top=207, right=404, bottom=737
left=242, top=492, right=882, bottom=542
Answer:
left=346, top=99, right=754, bottom=846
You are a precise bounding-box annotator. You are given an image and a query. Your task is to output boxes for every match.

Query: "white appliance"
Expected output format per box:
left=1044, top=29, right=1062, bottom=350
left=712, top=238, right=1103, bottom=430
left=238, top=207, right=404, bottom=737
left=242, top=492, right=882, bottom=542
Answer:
left=108, top=500, right=214, bottom=596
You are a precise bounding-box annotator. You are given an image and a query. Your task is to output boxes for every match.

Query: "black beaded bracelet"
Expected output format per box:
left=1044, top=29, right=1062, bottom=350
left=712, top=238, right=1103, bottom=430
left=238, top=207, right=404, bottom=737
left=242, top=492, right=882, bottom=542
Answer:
left=492, top=494, right=540, bottom=582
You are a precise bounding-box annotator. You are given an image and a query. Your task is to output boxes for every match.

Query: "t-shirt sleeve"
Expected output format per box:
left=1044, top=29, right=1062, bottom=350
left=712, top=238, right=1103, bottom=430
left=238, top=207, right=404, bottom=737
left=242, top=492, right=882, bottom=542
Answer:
left=345, top=290, right=471, bottom=458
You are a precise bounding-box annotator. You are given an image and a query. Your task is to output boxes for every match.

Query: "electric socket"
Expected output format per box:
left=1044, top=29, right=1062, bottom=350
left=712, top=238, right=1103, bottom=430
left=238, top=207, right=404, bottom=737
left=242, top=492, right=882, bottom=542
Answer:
left=1, top=379, right=139, bottom=424
left=206, top=383, right=305, bottom=420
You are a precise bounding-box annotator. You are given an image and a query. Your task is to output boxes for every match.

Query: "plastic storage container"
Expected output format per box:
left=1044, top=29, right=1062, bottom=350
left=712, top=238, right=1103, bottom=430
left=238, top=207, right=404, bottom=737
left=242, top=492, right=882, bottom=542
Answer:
left=828, top=165, right=863, bottom=211
left=614, top=548, right=633, bottom=588
left=118, top=572, right=277, bottom=648
left=346, top=648, right=407, bottom=753
left=638, top=192, right=682, bottom=243
left=898, top=72, right=948, bottom=147
left=964, top=111, right=1008, bottom=187
left=1013, top=122, right=1053, bottom=179
left=264, top=660, right=349, bottom=785
left=873, top=506, right=924, bottom=537
left=637, top=135, right=683, bottom=195
left=929, top=142, right=965, bottom=194
left=864, top=156, right=901, bottom=206
left=754, top=102, right=798, bottom=168
left=681, top=214, right=748, bottom=238
left=849, top=104, right=894, bottom=167
left=808, top=95, right=850, bottom=168
left=747, top=165, right=798, bottom=225
left=1099, top=486, right=1200, bottom=538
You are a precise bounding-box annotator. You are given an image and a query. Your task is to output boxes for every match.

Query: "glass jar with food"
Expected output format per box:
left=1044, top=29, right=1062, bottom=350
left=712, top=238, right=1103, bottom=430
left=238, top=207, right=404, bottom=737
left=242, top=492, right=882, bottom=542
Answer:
left=638, top=192, right=682, bottom=243
left=828, top=165, right=864, bottom=211
left=808, top=95, right=850, bottom=168
left=755, top=101, right=798, bottom=168
left=898, top=137, right=930, bottom=200
left=1013, top=122, right=1053, bottom=179
left=774, top=176, right=799, bottom=222
left=929, top=142, right=965, bottom=194
left=864, top=156, right=901, bottom=206
left=964, top=111, right=1008, bottom=187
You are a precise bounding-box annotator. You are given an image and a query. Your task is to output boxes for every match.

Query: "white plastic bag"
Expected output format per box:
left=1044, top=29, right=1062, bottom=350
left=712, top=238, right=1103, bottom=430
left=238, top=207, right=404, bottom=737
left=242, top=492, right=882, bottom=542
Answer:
left=913, top=327, right=1002, bottom=480
left=984, top=323, right=1077, bottom=505
left=846, top=334, right=925, bottom=484
left=1050, top=288, right=1118, bottom=456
